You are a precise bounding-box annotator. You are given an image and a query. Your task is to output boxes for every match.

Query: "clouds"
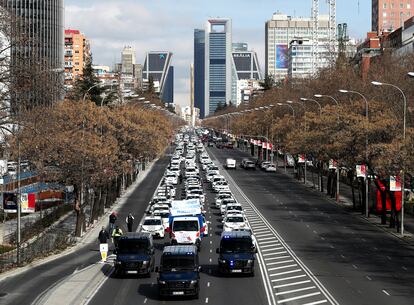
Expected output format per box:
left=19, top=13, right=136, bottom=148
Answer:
left=65, top=0, right=371, bottom=106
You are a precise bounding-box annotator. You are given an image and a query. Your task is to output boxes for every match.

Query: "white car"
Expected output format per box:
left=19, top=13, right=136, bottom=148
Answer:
left=265, top=165, right=277, bottom=172
left=225, top=203, right=244, bottom=216
left=214, top=181, right=230, bottom=193
left=225, top=158, right=236, bottom=169
left=165, top=173, right=178, bottom=185
left=222, top=214, right=248, bottom=231
left=140, top=216, right=165, bottom=238
left=220, top=198, right=237, bottom=214
left=215, top=193, right=233, bottom=208
left=152, top=210, right=170, bottom=230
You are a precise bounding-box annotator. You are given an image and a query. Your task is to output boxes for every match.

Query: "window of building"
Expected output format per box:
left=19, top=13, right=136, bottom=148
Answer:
left=383, top=2, right=387, bottom=9
left=75, top=50, right=80, bottom=53
left=408, top=3, right=411, bottom=9
left=400, top=2, right=404, bottom=8
left=383, top=12, right=387, bottom=17
left=391, top=3, right=394, bottom=9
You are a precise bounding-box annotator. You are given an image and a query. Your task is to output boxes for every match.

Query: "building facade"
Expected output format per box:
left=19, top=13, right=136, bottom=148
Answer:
left=64, top=29, right=90, bottom=89
left=121, top=46, right=135, bottom=75
left=231, top=47, right=262, bottom=106
left=142, top=51, right=174, bottom=104
left=2, top=0, right=64, bottom=106
left=205, top=18, right=232, bottom=116
left=194, top=29, right=206, bottom=118
left=265, top=12, right=330, bottom=82
left=372, top=0, right=414, bottom=33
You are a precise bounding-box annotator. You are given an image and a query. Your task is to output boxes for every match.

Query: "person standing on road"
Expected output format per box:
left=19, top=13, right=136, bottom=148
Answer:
left=112, top=226, right=123, bottom=248
left=109, top=211, right=117, bottom=233
left=126, top=213, right=135, bottom=232
left=98, top=226, right=110, bottom=263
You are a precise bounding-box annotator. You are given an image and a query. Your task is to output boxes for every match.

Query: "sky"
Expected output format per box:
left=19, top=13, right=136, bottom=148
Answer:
left=65, top=0, right=371, bottom=106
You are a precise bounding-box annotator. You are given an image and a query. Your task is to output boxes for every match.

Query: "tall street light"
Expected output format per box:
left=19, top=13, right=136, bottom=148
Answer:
left=339, top=89, right=370, bottom=217
left=372, top=80, right=407, bottom=236
left=277, top=102, right=295, bottom=118
left=314, top=94, right=340, bottom=106
left=300, top=98, right=322, bottom=116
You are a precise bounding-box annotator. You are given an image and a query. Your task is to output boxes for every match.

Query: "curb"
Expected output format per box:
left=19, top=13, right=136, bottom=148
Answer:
left=0, top=159, right=158, bottom=281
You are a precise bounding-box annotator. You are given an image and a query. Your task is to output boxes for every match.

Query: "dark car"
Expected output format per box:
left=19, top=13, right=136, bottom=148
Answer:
left=156, top=245, right=201, bottom=299
left=114, top=232, right=155, bottom=277
left=216, top=231, right=256, bottom=276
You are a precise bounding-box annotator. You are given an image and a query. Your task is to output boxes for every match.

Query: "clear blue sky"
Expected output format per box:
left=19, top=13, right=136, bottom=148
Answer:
left=66, top=0, right=371, bottom=105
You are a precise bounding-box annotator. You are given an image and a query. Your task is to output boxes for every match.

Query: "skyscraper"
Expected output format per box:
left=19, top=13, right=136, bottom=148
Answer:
left=1, top=0, right=64, bottom=106
left=121, top=46, right=136, bottom=75
left=372, top=0, right=414, bottom=33
left=205, top=18, right=232, bottom=116
left=142, top=51, right=174, bottom=104
left=265, top=12, right=329, bottom=82
left=194, top=29, right=205, bottom=118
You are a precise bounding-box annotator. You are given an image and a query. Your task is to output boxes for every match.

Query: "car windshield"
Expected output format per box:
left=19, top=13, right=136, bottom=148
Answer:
left=117, top=239, right=150, bottom=254
left=220, top=238, right=253, bottom=253
left=228, top=206, right=242, bottom=211
left=173, top=220, right=199, bottom=231
left=227, top=217, right=244, bottom=223
left=144, top=219, right=161, bottom=226
left=161, top=255, right=195, bottom=271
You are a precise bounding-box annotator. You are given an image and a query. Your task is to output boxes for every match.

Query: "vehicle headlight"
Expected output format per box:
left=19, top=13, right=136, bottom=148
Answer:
left=143, top=261, right=149, bottom=265
left=115, top=261, right=122, bottom=265
left=219, top=259, right=227, bottom=264
left=159, top=280, right=166, bottom=285
left=247, top=260, right=253, bottom=265
left=190, top=280, right=198, bottom=285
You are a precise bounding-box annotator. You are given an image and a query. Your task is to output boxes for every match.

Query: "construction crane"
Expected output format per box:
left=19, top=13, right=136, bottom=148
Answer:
left=312, top=0, right=319, bottom=75
left=337, top=23, right=349, bottom=56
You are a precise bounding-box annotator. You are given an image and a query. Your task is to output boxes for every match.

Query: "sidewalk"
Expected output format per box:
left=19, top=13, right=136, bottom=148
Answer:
left=238, top=147, right=414, bottom=242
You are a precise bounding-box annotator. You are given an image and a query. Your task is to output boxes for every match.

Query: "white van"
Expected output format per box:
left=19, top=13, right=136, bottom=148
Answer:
left=225, top=158, right=236, bottom=169
left=170, top=217, right=201, bottom=249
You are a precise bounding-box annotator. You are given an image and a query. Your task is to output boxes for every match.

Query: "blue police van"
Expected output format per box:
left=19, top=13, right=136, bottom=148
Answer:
left=156, top=245, right=201, bottom=299
left=216, top=231, right=256, bottom=276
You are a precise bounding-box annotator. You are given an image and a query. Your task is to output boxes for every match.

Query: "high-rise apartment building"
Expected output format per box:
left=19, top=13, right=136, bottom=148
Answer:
left=232, top=42, right=248, bottom=51
left=1, top=0, right=64, bottom=106
left=194, top=29, right=206, bottom=118
left=265, top=12, right=329, bottom=82
left=372, top=0, right=414, bottom=33
left=205, top=18, right=232, bottom=116
left=142, top=51, right=174, bottom=104
left=64, top=29, right=90, bottom=89
left=121, top=46, right=136, bottom=75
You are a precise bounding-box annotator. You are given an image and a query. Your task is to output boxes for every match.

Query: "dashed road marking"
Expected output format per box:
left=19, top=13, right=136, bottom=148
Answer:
left=366, top=276, right=372, bottom=281
left=382, top=290, right=390, bottom=296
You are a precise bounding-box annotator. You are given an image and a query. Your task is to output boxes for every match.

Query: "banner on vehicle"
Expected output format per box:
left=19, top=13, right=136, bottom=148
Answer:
left=170, top=199, right=201, bottom=216
left=21, top=193, right=36, bottom=213
left=390, top=176, right=402, bottom=191
left=356, top=165, right=367, bottom=178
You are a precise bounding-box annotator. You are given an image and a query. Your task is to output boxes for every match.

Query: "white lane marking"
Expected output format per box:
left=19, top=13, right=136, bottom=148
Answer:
left=262, top=247, right=285, bottom=252
left=210, top=241, right=212, bottom=244
left=260, top=240, right=281, bottom=245
left=253, top=228, right=270, bottom=232
left=143, top=298, right=148, bottom=303
left=275, top=286, right=316, bottom=296
left=205, top=297, right=209, bottom=303
left=321, top=237, right=325, bottom=241
left=366, top=276, right=372, bottom=281
left=209, top=258, right=212, bottom=263
left=263, top=251, right=287, bottom=256
left=271, top=274, right=307, bottom=282
left=207, top=282, right=210, bottom=287
left=252, top=225, right=268, bottom=229
left=302, top=300, right=328, bottom=305
left=265, top=255, right=290, bottom=261
left=273, top=280, right=311, bottom=289
left=386, top=256, right=391, bottom=260
left=255, top=233, right=275, bottom=238
left=313, top=230, right=318, bottom=234
left=402, top=266, right=407, bottom=271
left=352, top=264, right=358, bottom=269
left=257, top=237, right=275, bottom=241
left=267, top=260, right=294, bottom=266
left=382, top=290, right=390, bottom=296
left=269, top=269, right=302, bottom=277
left=340, top=255, right=346, bottom=259
left=210, top=249, right=212, bottom=253
left=277, top=292, right=321, bottom=304
left=268, top=264, right=298, bottom=271
left=260, top=243, right=281, bottom=249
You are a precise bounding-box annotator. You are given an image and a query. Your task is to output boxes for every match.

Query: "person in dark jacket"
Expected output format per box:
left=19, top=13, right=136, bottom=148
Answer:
left=109, top=212, right=117, bottom=233
left=98, top=226, right=110, bottom=244
left=126, top=213, right=135, bottom=232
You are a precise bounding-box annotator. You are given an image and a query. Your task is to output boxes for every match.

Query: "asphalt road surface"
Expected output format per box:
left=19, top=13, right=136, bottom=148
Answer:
left=0, top=154, right=171, bottom=305
left=208, top=146, right=414, bottom=305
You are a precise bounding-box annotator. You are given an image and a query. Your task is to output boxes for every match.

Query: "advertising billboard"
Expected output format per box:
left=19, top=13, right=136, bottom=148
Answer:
left=3, top=193, right=18, bottom=213
left=275, top=44, right=288, bottom=69
left=21, top=193, right=36, bottom=213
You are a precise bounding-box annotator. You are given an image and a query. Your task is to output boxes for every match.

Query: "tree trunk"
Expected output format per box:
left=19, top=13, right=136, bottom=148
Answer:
left=327, top=170, right=332, bottom=196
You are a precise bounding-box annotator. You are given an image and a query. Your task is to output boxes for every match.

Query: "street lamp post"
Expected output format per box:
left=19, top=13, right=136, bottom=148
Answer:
left=301, top=98, right=322, bottom=116
left=83, top=83, right=103, bottom=102
left=277, top=102, right=295, bottom=173
left=372, top=80, right=407, bottom=236
left=339, top=89, right=369, bottom=216
left=315, top=94, right=342, bottom=203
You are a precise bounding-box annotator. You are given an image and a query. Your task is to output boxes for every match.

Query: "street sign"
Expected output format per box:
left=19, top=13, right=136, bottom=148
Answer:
left=329, top=159, right=337, bottom=169
left=21, top=193, right=36, bottom=213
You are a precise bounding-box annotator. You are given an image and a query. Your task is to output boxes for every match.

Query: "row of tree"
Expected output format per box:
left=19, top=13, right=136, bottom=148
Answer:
left=7, top=100, right=181, bottom=236
left=204, top=51, right=414, bottom=227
